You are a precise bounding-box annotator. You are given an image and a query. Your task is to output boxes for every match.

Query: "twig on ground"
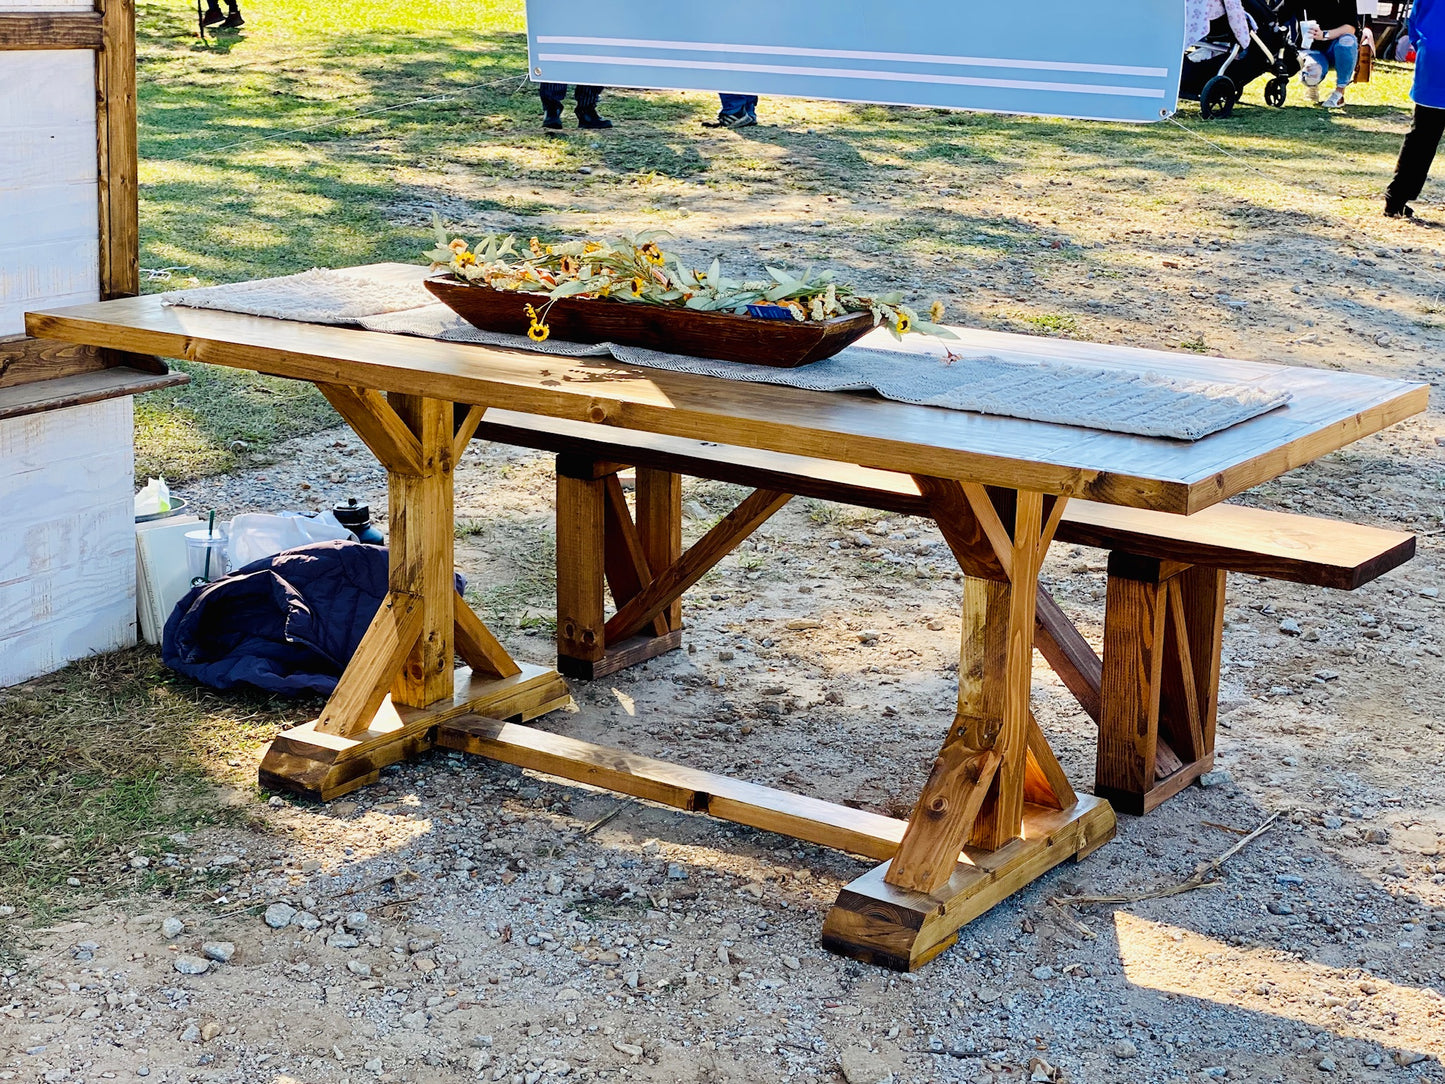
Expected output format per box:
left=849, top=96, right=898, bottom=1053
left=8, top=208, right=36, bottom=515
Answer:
left=328, top=866, right=420, bottom=899
left=581, top=800, right=633, bottom=838
left=375, top=894, right=422, bottom=910
left=776, top=1039, right=825, bottom=1055
left=1049, top=811, right=1280, bottom=908
left=1201, top=820, right=1253, bottom=835
left=1050, top=903, right=1099, bottom=940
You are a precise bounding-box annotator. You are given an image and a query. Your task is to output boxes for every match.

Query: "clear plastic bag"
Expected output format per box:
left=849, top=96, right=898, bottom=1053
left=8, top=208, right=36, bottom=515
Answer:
left=226, top=511, right=356, bottom=569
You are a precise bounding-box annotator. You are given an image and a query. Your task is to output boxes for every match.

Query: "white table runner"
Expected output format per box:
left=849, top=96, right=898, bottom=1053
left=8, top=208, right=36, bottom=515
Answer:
left=164, top=270, right=1291, bottom=441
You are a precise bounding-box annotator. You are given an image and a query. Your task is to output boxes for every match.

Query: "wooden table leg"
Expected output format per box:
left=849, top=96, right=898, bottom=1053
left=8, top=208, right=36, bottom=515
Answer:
left=822, top=484, right=1116, bottom=970
left=258, top=389, right=571, bottom=801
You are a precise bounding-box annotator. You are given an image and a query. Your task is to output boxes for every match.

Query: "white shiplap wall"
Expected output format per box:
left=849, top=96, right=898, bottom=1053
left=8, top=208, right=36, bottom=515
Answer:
left=0, top=0, right=96, bottom=9
left=0, top=50, right=102, bottom=336
left=1, top=33, right=137, bottom=685
left=0, top=399, right=137, bottom=685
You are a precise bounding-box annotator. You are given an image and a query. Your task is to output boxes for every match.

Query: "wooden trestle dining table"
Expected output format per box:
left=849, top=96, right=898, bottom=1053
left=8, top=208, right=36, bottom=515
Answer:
left=25, top=264, right=1428, bottom=971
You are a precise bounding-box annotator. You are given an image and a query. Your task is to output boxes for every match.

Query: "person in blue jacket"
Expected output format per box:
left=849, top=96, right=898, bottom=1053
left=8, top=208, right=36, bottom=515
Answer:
left=1385, top=0, right=1444, bottom=217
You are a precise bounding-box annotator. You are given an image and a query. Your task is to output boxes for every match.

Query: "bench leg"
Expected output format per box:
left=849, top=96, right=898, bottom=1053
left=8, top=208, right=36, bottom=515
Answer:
left=556, top=459, right=609, bottom=677
left=636, top=467, right=683, bottom=633
left=555, top=455, right=685, bottom=679
left=1159, top=564, right=1225, bottom=776
left=1096, top=555, right=1224, bottom=815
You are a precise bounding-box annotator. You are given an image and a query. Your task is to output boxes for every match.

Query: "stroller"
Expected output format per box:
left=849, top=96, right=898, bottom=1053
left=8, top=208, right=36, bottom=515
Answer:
left=1179, top=0, right=1303, bottom=118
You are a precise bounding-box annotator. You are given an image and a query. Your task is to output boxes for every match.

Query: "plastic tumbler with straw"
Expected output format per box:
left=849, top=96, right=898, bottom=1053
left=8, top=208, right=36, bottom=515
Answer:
left=185, top=511, right=229, bottom=586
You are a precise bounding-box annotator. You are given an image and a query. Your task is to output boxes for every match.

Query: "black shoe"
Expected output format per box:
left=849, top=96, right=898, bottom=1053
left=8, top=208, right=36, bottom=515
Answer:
left=575, top=105, right=613, bottom=129
left=1384, top=202, right=1414, bottom=218
left=219, top=2, right=243, bottom=27
left=703, top=110, right=756, bottom=129
left=542, top=104, right=564, bottom=130
left=201, top=1, right=225, bottom=25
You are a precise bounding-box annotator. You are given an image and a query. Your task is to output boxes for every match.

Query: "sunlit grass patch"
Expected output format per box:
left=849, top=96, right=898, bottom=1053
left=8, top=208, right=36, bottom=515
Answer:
left=1014, top=311, right=1079, bottom=335
left=0, top=650, right=311, bottom=920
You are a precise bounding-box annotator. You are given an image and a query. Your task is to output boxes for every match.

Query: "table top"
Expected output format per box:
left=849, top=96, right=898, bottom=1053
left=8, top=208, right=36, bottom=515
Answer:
left=25, top=263, right=1427, bottom=515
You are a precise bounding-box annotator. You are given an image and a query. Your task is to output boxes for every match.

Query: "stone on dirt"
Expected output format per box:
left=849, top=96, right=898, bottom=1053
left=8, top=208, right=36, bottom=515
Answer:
left=839, top=1046, right=894, bottom=1084
left=263, top=903, right=296, bottom=928
left=201, top=941, right=235, bottom=963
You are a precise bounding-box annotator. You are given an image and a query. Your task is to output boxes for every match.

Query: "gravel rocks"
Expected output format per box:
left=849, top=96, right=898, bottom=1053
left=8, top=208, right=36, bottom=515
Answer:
left=14, top=372, right=1445, bottom=1084
left=172, top=955, right=210, bottom=976
left=201, top=941, right=235, bottom=963
left=839, top=1046, right=895, bottom=1084
left=161, top=917, right=184, bottom=939
left=263, top=902, right=296, bottom=929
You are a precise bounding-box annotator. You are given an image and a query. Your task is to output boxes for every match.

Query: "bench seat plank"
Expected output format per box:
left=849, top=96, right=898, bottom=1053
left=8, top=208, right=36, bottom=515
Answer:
left=474, top=410, right=1415, bottom=589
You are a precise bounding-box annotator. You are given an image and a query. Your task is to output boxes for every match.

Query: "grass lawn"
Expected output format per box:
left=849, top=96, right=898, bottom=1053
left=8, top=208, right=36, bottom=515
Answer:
left=2, top=0, right=1433, bottom=921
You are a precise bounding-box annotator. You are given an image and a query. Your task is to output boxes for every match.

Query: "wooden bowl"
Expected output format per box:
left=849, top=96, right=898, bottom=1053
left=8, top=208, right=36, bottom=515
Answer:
left=424, top=277, right=874, bottom=367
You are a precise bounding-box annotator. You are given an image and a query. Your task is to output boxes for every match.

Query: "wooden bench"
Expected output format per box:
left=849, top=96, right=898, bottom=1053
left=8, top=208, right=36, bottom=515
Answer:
left=470, top=408, right=1415, bottom=815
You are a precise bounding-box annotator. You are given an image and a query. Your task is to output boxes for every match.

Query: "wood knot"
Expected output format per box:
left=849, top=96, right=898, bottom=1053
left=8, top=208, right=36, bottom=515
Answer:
left=927, top=796, right=949, bottom=816
left=587, top=399, right=612, bottom=424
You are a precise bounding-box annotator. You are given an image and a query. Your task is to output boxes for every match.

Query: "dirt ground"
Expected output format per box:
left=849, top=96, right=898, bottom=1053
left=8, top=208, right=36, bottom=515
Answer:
left=5, top=113, right=1445, bottom=1084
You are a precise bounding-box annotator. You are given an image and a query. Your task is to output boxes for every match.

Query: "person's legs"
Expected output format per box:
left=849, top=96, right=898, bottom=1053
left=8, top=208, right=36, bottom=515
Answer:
left=1386, top=104, right=1445, bottom=214
left=1322, top=35, right=1359, bottom=105
left=1304, top=49, right=1328, bottom=101
left=710, top=93, right=758, bottom=127
left=573, top=85, right=612, bottom=129
left=539, top=83, right=567, bottom=129
left=1332, top=35, right=1359, bottom=89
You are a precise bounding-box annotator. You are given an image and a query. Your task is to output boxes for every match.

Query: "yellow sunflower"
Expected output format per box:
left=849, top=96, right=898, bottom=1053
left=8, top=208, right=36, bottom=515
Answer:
left=524, top=303, right=551, bottom=342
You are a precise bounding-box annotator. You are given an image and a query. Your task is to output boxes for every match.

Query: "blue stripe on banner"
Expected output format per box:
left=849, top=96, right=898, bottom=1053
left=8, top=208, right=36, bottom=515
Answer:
left=526, top=1, right=1185, bottom=123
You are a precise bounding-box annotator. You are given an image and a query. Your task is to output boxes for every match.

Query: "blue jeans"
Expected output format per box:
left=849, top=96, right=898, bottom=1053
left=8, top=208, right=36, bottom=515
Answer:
left=1309, top=34, right=1359, bottom=90
left=719, top=93, right=758, bottom=116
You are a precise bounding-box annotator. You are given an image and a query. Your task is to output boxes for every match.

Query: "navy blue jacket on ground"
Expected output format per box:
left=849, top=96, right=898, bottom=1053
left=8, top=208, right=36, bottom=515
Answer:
left=162, top=540, right=465, bottom=696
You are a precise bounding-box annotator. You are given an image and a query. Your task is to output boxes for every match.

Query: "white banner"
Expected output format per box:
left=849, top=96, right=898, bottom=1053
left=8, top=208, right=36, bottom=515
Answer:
left=527, top=0, right=1185, bottom=123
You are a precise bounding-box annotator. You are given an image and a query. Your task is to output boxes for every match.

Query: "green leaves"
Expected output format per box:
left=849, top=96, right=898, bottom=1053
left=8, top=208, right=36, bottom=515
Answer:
left=547, top=279, right=596, bottom=299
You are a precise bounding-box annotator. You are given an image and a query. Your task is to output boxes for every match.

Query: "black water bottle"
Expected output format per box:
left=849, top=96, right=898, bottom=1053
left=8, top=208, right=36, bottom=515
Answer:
left=333, top=497, right=385, bottom=545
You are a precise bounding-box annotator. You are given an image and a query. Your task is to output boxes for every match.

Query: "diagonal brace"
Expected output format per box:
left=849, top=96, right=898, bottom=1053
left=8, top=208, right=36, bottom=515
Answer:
left=313, top=593, right=424, bottom=737
left=605, top=488, right=792, bottom=642
left=316, top=382, right=424, bottom=475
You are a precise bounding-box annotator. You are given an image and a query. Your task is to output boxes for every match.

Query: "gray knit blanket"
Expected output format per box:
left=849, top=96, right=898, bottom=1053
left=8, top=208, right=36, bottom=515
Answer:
left=163, top=270, right=1291, bottom=441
